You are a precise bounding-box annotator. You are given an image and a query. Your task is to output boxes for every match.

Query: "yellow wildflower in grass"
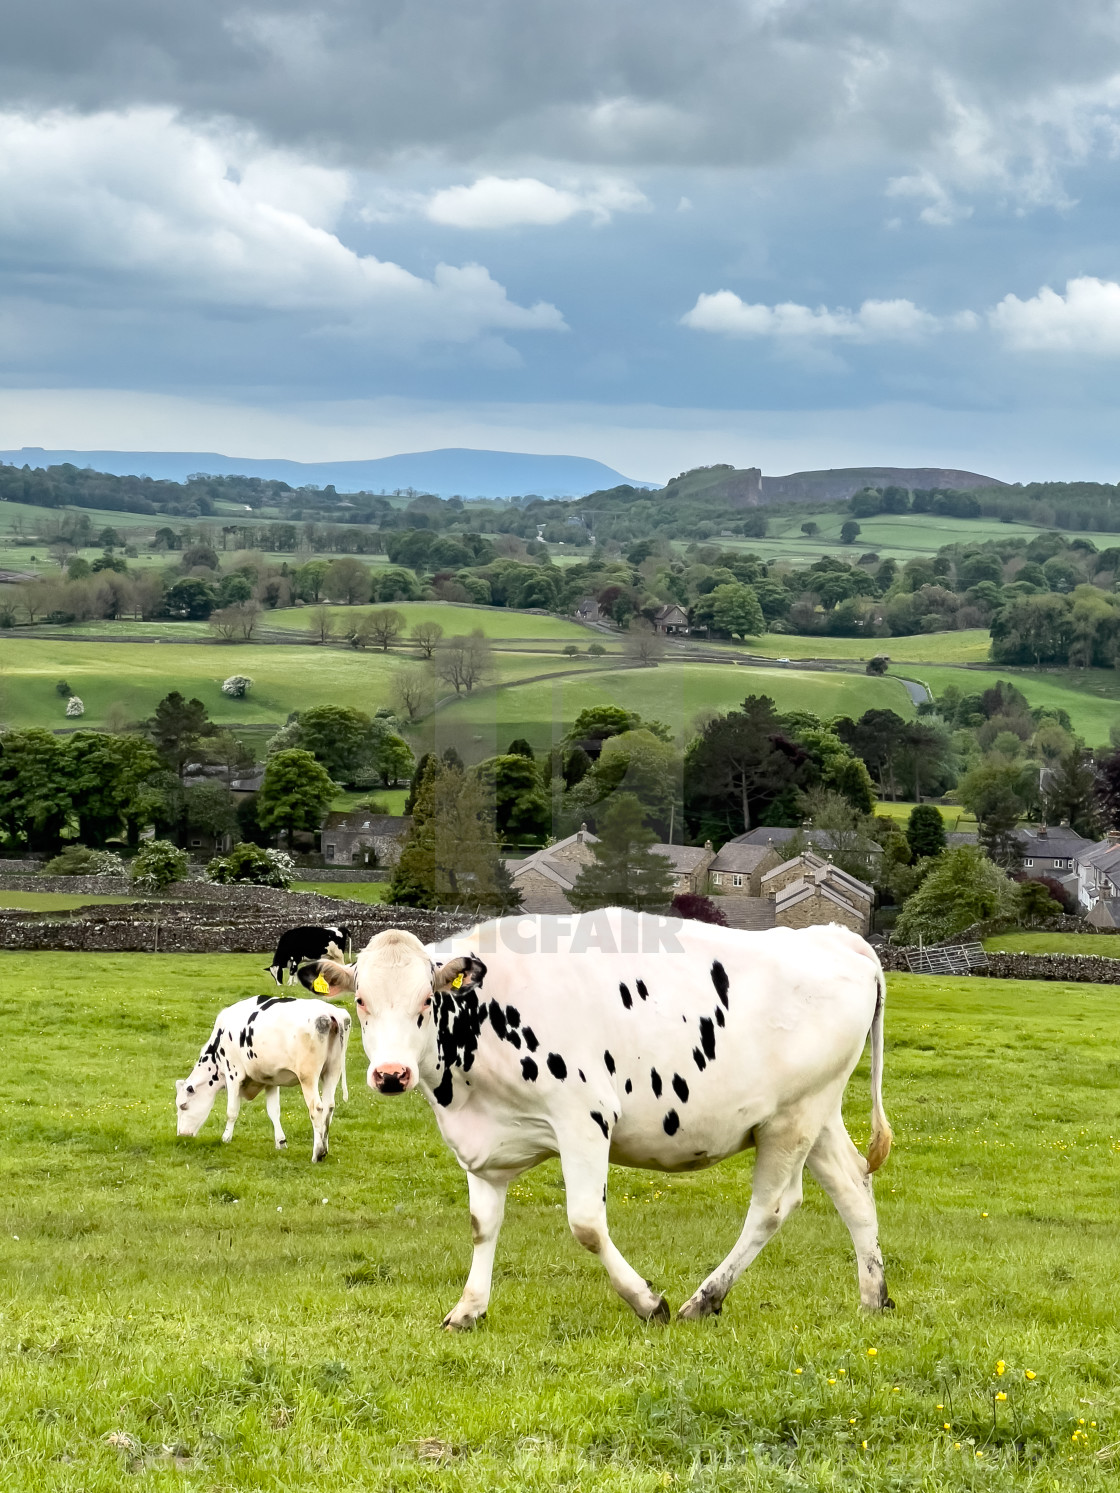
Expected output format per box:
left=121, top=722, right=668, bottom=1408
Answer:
left=1025, top=1371, right=1036, bottom=1381
left=867, top=1348, right=877, bottom=1357
left=862, top=1440, right=868, bottom=1450
left=936, top=1404, right=944, bottom=1410
left=850, top=1418, right=857, bottom=1425
left=995, top=1361, right=1006, bottom=1376
left=795, top=1368, right=802, bottom=1375
left=996, top=1392, right=1007, bottom=1402
left=838, top=1369, right=847, bottom=1376
left=944, top=1423, right=951, bottom=1431
left=954, top=1443, right=961, bottom=1450
left=828, top=1378, right=836, bottom=1385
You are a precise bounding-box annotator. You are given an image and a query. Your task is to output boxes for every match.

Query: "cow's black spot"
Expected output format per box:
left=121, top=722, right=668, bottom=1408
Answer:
left=636, top=979, right=649, bottom=1001
left=590, top=1111, right=609, bottom=1140
left=699, top=1016, right=717, bottom=1061
left=521, top=1056, right=538, bottom=1082
left=672, top=1073, right=689, bottom=1103
left=693, top=1047, right=707, bottom=1072
left=257, top=995, right=294, bottom=1010
left=522, top=1026, right=539, bottom=1052
left=711, top=960, right=730, bottom=1008
left=624, top=1078, right=633, bottom=1094
left=715, top=1006, right=725, bottom=1028
left=547, top=1053, right=567, bottom=1081
left=507, top=1029, right=522, bottom=1049
left=432, top=1066, right=455, bottom=1107
left=434, top=986, right=488, bottom=1073
left=604, top=1050, right=616, bottom=1075
left=505, top=1005, right=521, bottom=1028
left=663, top=1110, right=680, bottom=1136
left=238, top=1029, right=247, bottom=1048
left=650, top=1068, right=663, bottom=1098
left=488, top=1000, right=508, bottom=1041
left=578, top=1069, right=586, bottom=1083
left=619, top=982, right=633, bottom=1009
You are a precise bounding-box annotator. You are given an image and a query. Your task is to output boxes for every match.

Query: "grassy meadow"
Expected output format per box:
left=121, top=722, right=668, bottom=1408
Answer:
left=738, top=631, right=992, bottom=664
left=2, top=954, right=1119, bottom=1490
left=984, top=932, right=1120, bottom=958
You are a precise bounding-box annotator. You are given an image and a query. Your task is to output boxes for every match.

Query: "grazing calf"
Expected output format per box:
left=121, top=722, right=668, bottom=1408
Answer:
left=304, top=912, right=891, bottom=1327
left=176, top=995, right=351, bottom=1161
left=266, top=924, right=352, bottom=986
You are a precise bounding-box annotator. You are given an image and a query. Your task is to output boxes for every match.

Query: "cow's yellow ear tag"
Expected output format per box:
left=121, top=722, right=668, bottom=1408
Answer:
left=451, top=972, right=464, bottom=989
left=313, top=974, right=330, bottom=994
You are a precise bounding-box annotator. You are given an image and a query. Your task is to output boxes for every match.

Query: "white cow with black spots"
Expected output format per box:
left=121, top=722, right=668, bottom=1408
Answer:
left=302, top=909, right=892, bottom=1325
left=176, top=994, right=351, bottom=1162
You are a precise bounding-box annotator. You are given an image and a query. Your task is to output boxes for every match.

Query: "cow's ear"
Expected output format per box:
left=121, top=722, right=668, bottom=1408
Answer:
left=432, top=954, right=487, bottom=994
left=297, top=958, right=356, bottom=998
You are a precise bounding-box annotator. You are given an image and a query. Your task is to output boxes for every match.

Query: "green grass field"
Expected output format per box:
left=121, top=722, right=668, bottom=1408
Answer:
left=290, top=880, right=390, bottom=904
left=904, top=665, right=1120, bottom=745
left=0, top=639, right=599, bottom=732
left=268, top=602, right=598, bottom=643
left=0, top=892, right=136, bottom=912
left=873, top=802, right=977, bottom=832
left=738, top=631, right=992, bottom=664
left=984, top=932, right=1120, bottom=958
left=3, top=955, right=1120, bottom=1490
left=426, top=663, right=915, bottom=757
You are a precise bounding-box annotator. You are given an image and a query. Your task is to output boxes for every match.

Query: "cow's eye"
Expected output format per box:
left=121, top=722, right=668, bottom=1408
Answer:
left=421, top=996, right=432, bottom=1012
left=355, top=996, right=365, bottom=1009
left=186, top=1085, right=194, bottom=1094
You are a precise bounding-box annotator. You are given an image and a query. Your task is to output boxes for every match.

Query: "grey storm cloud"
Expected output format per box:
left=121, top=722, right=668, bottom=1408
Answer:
left=4, top=0, right=1120, bottom=171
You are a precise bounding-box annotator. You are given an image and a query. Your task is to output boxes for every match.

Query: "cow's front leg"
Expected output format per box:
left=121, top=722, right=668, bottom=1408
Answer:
left=221, top=1079, right=242, bottom=1143
left=264, top=1086, right=286, bottom=1148
left=561, top=1145, right=670, bottom=1323
left=443, top=1172, right=508, bottom=1331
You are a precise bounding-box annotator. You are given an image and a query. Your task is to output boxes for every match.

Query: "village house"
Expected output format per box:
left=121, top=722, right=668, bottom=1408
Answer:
left=320, top=811, right=412, bottom=868
left=510, top=831, right=714, bottom=913
left=651, top=602, right=690, bottom=636
left=761, top=851, right=874, bottom=936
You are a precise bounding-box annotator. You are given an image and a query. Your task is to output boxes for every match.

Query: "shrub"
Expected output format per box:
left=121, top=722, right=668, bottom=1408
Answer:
left=55, top=679, right=72, bottom=697
left=587, top=643, right=607, bottom=657
left=866, top=655, right=889, bottom=676
left=130, top=839, right=189, bottom=890
left=562, top=644, right=580, bottom=657
left=670, top=892, right=728, bottom=926
left=221, top=675, right=253, bottom=698
left=43, top=846, right=126, bottom=876
left=206, top=842, right=294, bottom=888
left=65, top=696, right=84, bottom=717
left=895, top=845, right=1017, bottom=944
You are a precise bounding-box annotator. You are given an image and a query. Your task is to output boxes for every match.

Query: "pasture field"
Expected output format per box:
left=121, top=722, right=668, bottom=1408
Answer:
left=427, top=664, right=915, bottom=757
left=984, top=931, right=1120, bottom=958
left=0, top=639, right=598, bottom=732
left=268, top=603, right=598, bottom=644
left=0, top=892, right=136, bottom=912
left=902, top=665, right=1120, bottom=746
left=733, top=631, right=992, bottom=665
left=290, top=881, right=391, bottom=904
left=873, top=802, right=977, bottom=832
left=2, top=955, right=1120, bottom=1490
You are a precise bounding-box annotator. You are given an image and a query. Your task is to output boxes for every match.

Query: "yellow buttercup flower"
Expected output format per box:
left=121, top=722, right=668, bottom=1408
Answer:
left=944, top=1422, right=951, bottom=1431
left=1025, top=1371, right=1036, bottom=1381
left=867, top=1347, right=877, bottom=1357
left=996, top=1392, right=1007, bottom=1402
left=995, top=1361, right=1006, bottom=1376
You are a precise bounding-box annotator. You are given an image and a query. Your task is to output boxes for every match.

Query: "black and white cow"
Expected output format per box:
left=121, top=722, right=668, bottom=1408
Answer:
left=266, top=924, right=352, bottom=986
left=301, top=910, right=892, bottom=1327
left=176, top=994, right=351, bottom=1161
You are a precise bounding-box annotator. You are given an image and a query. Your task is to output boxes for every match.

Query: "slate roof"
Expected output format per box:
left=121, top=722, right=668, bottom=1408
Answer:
left=730, top=826, right=883, bottom=854
left=321, top=812, right=412, bottom=837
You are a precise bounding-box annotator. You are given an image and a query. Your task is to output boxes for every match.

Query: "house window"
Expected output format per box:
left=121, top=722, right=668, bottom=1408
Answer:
left=190, top=838, right=202, bottom=848
left=1024, top=858, right=1033, bottom=867
left=711, top=873, right=722, bottom=886
left=325, top=843, right=335, bottom=860
left=731, top=873, right=744, bottom=888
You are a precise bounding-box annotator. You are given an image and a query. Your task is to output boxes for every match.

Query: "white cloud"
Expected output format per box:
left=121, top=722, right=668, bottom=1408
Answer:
left=0, top=109, right=566, bottom=345
left=424, top=175, right=647, bottom=228
left=990, top=276, right=1120, bottom=353
left=681, top=290, right=939, bottom=341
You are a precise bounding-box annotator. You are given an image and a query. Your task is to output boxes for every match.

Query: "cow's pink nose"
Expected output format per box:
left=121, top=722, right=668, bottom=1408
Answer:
left=371, top=1063, right=412, bottom=1094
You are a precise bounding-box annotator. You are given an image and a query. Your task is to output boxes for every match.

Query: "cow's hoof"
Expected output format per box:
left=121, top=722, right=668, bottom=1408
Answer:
left=646, top=1295, right=671, bottom=1325
left=442, top=1306, right=483, bottom=1332
left=678, top=1289, right=721, bottom=1321
left=275, top=1139, right=287, bottom=1149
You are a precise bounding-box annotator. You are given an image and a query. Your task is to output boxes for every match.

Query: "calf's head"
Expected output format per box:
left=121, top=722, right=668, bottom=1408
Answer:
left=300, top=929, right=485, bottom=1096
left=175, top=1067, right=220, bottom=1137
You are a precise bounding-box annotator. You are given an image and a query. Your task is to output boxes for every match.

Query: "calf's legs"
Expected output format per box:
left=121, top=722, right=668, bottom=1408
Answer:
left=807, top=1112, right=893, bottom=1310
left=678, top=1118, right=814, bottom=1320
left=443, top=1172, right=509, bottom=1331
left=562, top=1144, right=669, bottom=1323
left=221, top=1080, right=242, bottom=1143
left=265, top=1085, right=286, bottom=1148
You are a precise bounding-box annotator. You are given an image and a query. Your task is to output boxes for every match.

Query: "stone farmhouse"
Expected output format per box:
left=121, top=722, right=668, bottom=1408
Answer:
left=320, top=811, right=412, bottom=868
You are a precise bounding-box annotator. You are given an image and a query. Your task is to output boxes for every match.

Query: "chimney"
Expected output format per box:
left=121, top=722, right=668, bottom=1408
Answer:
left=577, top=822, right=587, bottom=842
left=704, top=840, right=712, bottom=852
left=1037, top=823, right=1048, bottom=839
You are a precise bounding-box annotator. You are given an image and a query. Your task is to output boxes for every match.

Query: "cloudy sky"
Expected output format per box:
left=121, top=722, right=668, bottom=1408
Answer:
left=2, top=0, right=1120, bottom=482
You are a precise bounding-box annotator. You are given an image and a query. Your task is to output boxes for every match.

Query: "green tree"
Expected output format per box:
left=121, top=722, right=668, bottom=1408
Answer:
left=163, top=577, right=218, bottom=619
left=563, top=729, right=682, bottom=840
left=388, top=759, right=521, bottom=910
left=0, top=729, right=72, bottom=853
left=894, top=845, right=1017, bottom=944
left=296, top=559, right=331, bottom=603
left=373, top=733, right=415, bottom=788
left=958, top=760, right=1033, bottom=866
left=568, top=793, right=676, bottom=913
left=256, top=749, right=336, bottom=847
left=840, top=520, right=861, bottom=544
left=474, top=754, right=551, bottom=845
left=148, top=692, right=215, bottom=779
left=906, top=804, right=947, bottom=860
left=282, top=704, right=378, bottom=783
left=707, top=583, right=765, bottom=638
left=684, top=695, right=808, bottom=840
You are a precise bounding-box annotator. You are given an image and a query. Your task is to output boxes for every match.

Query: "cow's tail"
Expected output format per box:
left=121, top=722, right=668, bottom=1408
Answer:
left=866, top=965, right=892, bottom=1174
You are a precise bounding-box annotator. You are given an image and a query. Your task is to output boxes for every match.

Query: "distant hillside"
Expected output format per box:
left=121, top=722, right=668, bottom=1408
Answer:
left=0, top=446, right=653, bottom=500
left=759, top=466, right=1006, bottom=504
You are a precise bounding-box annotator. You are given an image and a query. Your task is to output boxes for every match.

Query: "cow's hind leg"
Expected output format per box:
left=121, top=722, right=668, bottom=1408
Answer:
left=678, top=1119, right=813, bottom=1320
left=807, top=1112, right=893, bottom=1311
left=264, top=1085, right=286, bottom=1148
left=443, top=1172, right=509, bottom=1331
left=299, top=1076, right=330, bottom=1162
left=562, top=1145, right=670, bottom=1323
